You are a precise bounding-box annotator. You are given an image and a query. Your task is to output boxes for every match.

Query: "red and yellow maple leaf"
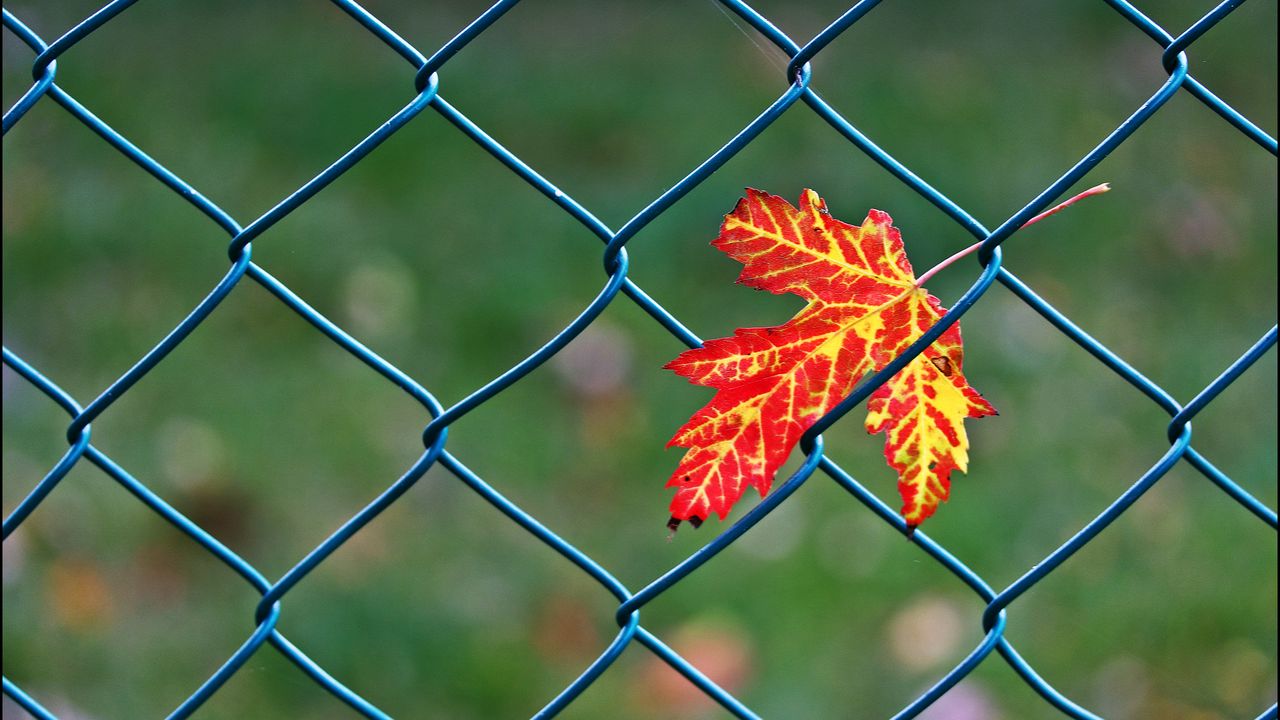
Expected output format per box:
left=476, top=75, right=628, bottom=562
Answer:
left=664, top=188, right=996, bottom=530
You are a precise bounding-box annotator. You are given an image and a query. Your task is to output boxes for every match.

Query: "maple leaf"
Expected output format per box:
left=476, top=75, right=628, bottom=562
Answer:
left=664, top=188, right=996, bottom=530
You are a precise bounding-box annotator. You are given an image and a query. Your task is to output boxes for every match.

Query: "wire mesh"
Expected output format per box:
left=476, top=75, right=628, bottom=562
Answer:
left=2, top=1, right=1276, bottom=718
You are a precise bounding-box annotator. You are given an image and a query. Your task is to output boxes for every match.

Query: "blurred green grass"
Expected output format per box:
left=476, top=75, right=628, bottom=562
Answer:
left=2, top=1, right=1276, bottom=719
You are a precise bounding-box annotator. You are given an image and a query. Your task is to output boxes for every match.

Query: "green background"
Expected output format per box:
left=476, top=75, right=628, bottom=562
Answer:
left=2, top=1, right=1276, bottom=718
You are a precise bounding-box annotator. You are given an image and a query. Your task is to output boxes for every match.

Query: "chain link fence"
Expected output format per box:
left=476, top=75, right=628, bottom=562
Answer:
left=2, top=0, right=1276, bottom=718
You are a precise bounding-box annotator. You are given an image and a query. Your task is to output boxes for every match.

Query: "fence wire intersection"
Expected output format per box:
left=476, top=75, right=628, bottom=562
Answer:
left=2, top=0, right=1277, bottom=718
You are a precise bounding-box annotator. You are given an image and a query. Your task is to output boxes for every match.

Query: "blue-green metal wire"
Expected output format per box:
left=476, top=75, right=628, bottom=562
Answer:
left=2, top=0, right=1275, bottom=718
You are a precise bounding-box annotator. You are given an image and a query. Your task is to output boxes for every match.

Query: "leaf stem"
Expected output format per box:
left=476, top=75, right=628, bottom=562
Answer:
left=914, top=183, right=1111, bottom=288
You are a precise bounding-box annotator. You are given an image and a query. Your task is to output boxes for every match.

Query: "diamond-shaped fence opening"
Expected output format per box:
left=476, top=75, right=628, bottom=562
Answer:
left=2, top=1, right=1276, bottom=718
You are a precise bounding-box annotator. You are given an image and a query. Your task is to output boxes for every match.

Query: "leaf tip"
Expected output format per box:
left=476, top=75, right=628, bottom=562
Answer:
left=666, top=515, right=702, bottom=536
left=800, top=187, right=827, bottom=212
left=865, top=208, right=895, bottom=227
